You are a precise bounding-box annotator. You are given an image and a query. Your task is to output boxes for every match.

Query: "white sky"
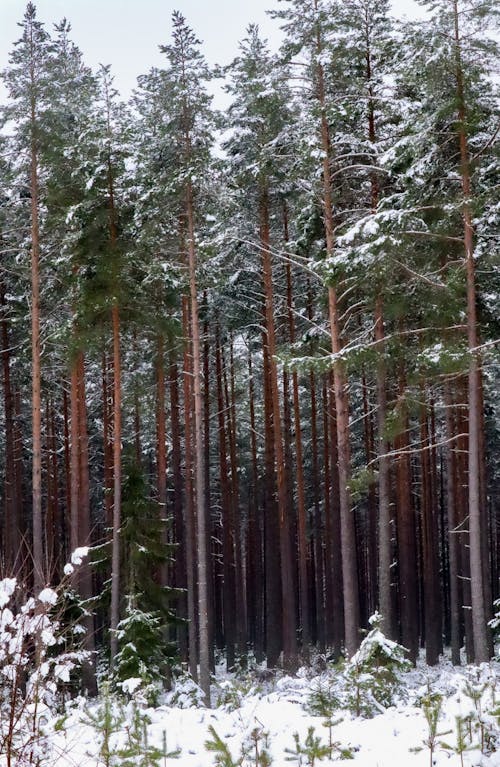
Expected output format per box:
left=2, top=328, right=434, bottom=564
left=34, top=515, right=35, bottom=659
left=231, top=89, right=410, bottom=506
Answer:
left=0, top=0, right=425, bottom=104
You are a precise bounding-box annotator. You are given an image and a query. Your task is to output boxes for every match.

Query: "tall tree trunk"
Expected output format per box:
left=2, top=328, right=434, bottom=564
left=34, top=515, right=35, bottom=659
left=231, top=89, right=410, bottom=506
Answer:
left=185, top=179, right=210, bottom=701
left=262, top=341, right=282, bottom=666
left=169, top=354, right=187, bottom=660
left=30, top=87, right=44, bottom=592
left=1, top=285, right=19, bottom=573
left=456, top=383, right=474, bottom=661
left=44, top=399, right=55, bottom=577
left=182, top=297, right=198, bottom=680
left=247, top=348, right=264, bottom=660
left=107, top=129, right=122, bottom=664
left=202, top=297, right=215, bottom=671
left=215, top=329, right=236, bottom=669
left=314, top=11, right=360, bottom=656
left=226, top=338, right=245, bottom=654
left=394, top=371, right=419, bottom=663
left=444, top=382, right=462, bottom=665
left=102, top=351, right=113, bottom=529
left=375, top=298, right=393, bottom=636
left=62, top=386, right=71, bottom=558
left=156, top=333, right=167, bottom=505
left=284, top=215, right=309, bottom=653
left=109, top=302, right=121, bottom=664
left=260, top=183, right=297, bottom=669
left=420, top=390, right=441, bottom=665
left=328, top=370, right=344, bottom=658
left=361, top=368, right=376, bottom=624
left=452, top=0, right=489, bottom=661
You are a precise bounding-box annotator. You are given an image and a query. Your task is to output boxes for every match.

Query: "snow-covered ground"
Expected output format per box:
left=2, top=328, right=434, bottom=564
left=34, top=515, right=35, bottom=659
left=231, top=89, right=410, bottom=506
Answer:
left=47, top=656, right=500, bottom=767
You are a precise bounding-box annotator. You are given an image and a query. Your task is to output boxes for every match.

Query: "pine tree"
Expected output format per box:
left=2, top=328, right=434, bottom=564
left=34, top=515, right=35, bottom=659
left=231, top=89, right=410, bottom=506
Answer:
left=2, top=2, right=54, bottom=591
left=158, top=11, right=216, bottom=702
left=392, top=0, right=499, bottom=662
left=224, top=24, right=299, bottom=666
left=113, top=456, right=179, bottom=702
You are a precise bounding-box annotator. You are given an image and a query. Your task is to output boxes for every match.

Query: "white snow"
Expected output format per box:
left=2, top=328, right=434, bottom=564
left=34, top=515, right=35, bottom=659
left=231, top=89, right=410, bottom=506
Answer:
left=38, top=587, right=58, bottom=606
left=70, top=547, right=89, bottom=565
left=34, top=656, right=500, bottom=767
left=0, top=578, right=16, bottom=608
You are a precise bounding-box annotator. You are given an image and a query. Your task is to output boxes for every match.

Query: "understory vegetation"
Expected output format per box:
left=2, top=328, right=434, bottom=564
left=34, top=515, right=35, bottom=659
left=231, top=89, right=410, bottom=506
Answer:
left=0, top=0, right=499, bottom=715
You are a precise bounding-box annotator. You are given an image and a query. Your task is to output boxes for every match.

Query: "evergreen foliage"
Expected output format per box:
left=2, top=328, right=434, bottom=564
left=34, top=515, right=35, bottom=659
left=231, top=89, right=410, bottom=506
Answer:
left=113, top=456, right=180, bottom=702
left=0, top=0, right=498, bottom=698
left=343, top=612, right=411, bottom=716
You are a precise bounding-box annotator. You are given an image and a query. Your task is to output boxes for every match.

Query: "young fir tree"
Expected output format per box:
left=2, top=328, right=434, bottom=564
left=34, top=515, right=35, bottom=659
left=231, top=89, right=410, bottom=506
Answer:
left=113, top=455, right=179, bottom=702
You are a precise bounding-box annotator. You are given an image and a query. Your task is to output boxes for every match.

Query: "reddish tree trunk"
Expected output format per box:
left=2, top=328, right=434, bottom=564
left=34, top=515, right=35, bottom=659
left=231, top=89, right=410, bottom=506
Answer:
left=394, top=373, right=419, bottom=663
left=260, top=184, right=297, bottom=668
left=1, top=285, right=20, bottom=573
left=216, top=329, right=236, bottom=668
left=182, top=297, right=198, bottom=680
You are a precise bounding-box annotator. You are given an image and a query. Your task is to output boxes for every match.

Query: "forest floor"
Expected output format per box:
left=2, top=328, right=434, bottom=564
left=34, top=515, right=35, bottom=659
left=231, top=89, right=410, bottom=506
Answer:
left=47, top=653, right=500, bottom=767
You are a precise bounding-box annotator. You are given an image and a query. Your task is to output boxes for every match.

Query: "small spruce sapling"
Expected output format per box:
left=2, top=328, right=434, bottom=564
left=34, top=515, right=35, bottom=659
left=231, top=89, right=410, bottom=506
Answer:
left=113, top=457, right=180, bottom=704
left=307, top=680, right=345, bottom=757
left=117, top=702, right=164, bottom=767
left=241, top=724, right=273, bottom=767
left=83, top=681, right=124, bottom=766
left=284, top=727, right=331, bottom=767
left=440, top=715, right=479, bottom=767
left=410, top=687, right=451, bottom=767
left=461, top=667, right=498, bottom=755
left=204, top=724, right=242, bottom=767
left=344, top=612, right=410, bottom=717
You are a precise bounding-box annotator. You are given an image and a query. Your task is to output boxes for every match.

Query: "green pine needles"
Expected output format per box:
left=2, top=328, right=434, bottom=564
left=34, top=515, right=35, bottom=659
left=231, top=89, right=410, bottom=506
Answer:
left=112, top=455, right=181, bottom=704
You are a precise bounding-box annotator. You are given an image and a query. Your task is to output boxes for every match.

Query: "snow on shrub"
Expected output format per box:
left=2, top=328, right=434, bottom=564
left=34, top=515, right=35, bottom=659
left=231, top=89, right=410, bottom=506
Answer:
left=343, top=612, right=411, bottom=717
left=0, top=552, right=90, bottom=764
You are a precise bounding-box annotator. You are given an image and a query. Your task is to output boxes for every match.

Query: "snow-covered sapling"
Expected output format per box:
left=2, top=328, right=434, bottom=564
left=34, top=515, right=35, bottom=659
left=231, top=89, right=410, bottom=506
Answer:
left=440, top=715, right=479, bottom=767
left=168, top=670, right=206, bottom=708
left=83, top=681, right=125, bottom=766
left=117, top=702, right=166, bottom=767
left=307, top=678, right=343, bottom=755
left=460, top=667, right=498, bottom=755
left=343, top=612, right=410, bottom=717
left=0, top=552, right=90, bottom=766
left=410, top=688, right=451, bottom=767
left=204, top=724, right=242, bottom=767
left=161, top=730, right=182, bottom=766
left=284, top=727, right=331, bottom=767
left=241, top=724, right=273, bottom=767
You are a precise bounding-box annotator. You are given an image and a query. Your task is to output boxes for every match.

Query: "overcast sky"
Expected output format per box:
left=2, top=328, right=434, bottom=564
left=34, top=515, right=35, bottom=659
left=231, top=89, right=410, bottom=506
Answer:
left=1, top=0, right=425, bottom=104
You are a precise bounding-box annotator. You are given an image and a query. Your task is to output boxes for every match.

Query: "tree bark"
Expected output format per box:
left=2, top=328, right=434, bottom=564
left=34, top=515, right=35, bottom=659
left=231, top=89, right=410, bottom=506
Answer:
left=452, top=0, right=490, bottom=661
left=185, top=179, right=210, bottom=702
left=182, top=297, right=198, bottom=680
left=260, top=183, right=297, bottom=668
left=29, top=77, right=44, bottom=593
left=215, top=328, right=237, bottom=669
left=1, top=285, right=20, bottom=574
left=314, top=8, right=360, bottom=655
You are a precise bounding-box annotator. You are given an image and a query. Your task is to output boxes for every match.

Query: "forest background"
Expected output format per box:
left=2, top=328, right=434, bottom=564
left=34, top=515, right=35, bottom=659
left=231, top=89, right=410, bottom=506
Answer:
left=0, top=0, right=498, bottom=705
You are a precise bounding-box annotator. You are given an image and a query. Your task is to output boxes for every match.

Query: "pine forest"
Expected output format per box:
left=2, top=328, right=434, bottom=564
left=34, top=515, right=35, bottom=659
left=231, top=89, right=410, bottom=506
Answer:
left=0, top=0, right=499, bottom=714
